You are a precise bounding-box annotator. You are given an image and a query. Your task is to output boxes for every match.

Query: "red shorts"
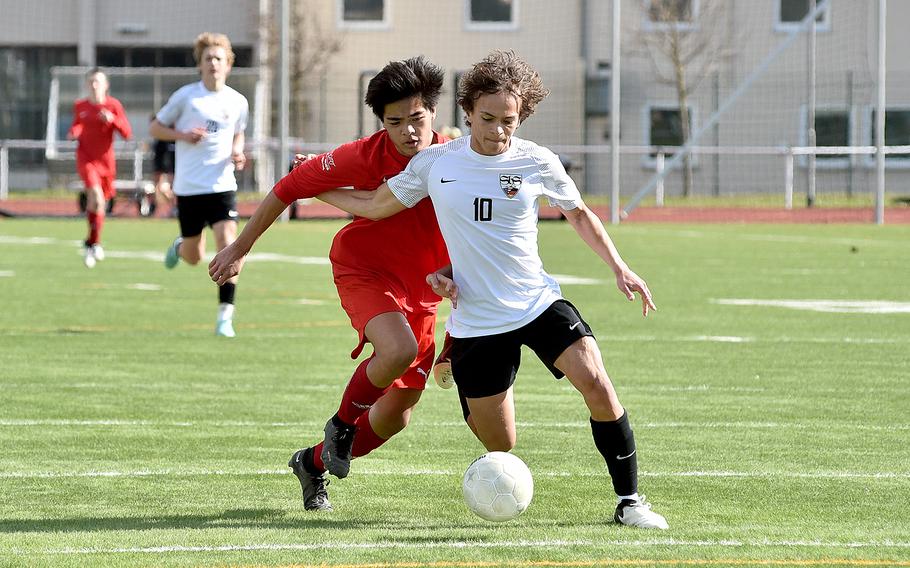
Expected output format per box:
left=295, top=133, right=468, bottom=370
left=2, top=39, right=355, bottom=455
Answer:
left=78, top=161, right=116, bottom=200
left=335, top=274, right=438, bottom=391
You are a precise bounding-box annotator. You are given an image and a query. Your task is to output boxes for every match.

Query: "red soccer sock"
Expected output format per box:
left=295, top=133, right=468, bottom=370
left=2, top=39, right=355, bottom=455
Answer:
left=336, top=357, right=391, bottom=424
left=86, top=211, right=104, bottom=245
left=309, top=409, right=390, bottom=472
left=351, top=412, right=389, bottom=459
left=311, top=441, right=326, bottom=471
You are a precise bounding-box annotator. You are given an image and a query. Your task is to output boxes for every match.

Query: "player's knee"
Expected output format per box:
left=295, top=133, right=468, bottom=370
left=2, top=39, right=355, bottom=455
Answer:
left=483, top=434, right=516, bottom=453
left=182, top=249, right=203, bottom=265
left=387, top=410, right=411, bottom=434
left=380, top=340, right=419, bottom=375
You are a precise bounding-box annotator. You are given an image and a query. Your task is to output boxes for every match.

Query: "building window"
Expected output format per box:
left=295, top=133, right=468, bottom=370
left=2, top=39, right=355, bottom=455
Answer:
left=866, top=108, right=910, bottom=168
left=96, top=46, right=252, bottom=68
left=644, top=104, right=695, bottom=166
left=775, top=0, right=831, bottom=32
left=339, top=0, right=389, bottom=29
left=801, top=108, right=851, bottom=168
left=452, top=71, right=467, bottom=132
left=465, top=0, right=518, bottom=30
left=0, top=46, right=77, bottom=141
left=643, top=0, right=697, bottom=31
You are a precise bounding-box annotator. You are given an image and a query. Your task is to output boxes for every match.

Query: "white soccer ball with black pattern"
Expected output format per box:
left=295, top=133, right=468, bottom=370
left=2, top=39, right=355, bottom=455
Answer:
left=462, top=451, right=534, bottom=522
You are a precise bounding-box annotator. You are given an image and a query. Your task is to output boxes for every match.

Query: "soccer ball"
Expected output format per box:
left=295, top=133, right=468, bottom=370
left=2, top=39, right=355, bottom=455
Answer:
left=462, top=451, right=534, bottom=522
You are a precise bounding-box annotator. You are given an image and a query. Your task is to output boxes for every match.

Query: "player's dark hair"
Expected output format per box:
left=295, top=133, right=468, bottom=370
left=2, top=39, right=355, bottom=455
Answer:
left=457, top=50, right=550, bottom=126
left=365, top=56, right=444, bottom=120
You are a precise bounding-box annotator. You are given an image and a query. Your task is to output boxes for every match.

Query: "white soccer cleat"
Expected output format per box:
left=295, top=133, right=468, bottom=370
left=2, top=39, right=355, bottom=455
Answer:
left=83, top=246, right=96, bottom=268
left=614, top=496, right=669, bottom=529
left=91, top=244, right=105, bottom=262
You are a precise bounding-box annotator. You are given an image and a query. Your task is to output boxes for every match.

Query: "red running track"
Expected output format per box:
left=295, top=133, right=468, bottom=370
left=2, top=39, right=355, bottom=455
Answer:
left=2, top=197, right=909, bottom=224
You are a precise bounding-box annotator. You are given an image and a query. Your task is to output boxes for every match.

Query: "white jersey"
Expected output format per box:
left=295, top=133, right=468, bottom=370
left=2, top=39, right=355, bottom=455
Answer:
left=388, top=136, right=583, bottom=338
left=156, top=81, right=248, bottom=196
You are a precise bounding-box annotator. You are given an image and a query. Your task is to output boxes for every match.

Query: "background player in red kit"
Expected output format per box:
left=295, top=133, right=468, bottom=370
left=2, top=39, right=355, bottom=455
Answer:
left=67, top=68, right=132, bottom=268
left=209, top=56, right=449, bottom=510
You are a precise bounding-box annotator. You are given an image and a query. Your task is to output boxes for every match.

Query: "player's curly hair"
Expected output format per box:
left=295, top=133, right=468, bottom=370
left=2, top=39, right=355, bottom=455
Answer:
left=193, top=32, right=236, bottom=66
left=365, top=56, right=444, bottom=120
left=457, top=50, right=550, bottom=126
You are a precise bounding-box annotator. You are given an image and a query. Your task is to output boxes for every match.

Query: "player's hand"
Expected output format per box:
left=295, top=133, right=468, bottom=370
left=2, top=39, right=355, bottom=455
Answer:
left=427, top=272, right=458, bottom=309
left=292, top=153, right=318, bottom=169
left=209, top=243, right=247, bottom=285
left=615, top=267, right=656, bottom=317
left=98, top=109, right=114, bottom=123
left=232, top=151, right=246, bottom=171
left=183, top=127, right=207, bottom=144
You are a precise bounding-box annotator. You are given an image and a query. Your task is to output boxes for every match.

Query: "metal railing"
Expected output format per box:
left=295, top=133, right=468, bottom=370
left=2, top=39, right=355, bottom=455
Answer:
left=3, top=139, right=910, bottom=211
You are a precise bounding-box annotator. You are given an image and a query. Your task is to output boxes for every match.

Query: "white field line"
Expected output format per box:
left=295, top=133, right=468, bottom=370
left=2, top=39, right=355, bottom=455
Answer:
left=550, top=274, right=602, bottom=285
left=1, top=419, right=907, bottom=432
left=0, top=235, right=330, bottom=265
left=713, top=298, right=910, bottom=314
left=1, top=468, right=907, bottom=480
left=628, top=227, right=906, bottom=247
left=33, top=537, right=910, bottom=556
left=0, top=270, right=14, bottom=277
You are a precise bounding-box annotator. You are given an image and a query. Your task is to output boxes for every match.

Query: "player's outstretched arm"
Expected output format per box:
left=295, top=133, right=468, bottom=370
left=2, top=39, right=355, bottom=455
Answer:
left=562, top=202, right=656, bottom=317
left=209, top=191, right=287, bottom=285
left=317, top=182, right=407, bottom=221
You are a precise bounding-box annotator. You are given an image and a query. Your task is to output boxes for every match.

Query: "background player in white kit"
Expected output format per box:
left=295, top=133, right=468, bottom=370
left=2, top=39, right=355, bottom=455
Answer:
left=318, top=50, right=668, bottom=529
left=150, top=32, right=249, bottom=337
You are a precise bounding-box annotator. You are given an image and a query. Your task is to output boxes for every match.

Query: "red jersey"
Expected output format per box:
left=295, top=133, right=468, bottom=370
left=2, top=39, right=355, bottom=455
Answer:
left=273, top=130, right=450, bottom=311
left=68, top=97, right=132, bottom=173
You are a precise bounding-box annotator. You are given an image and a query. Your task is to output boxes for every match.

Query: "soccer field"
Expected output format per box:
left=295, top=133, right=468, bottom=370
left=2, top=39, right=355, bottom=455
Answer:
left=1, top=218, right=908, bottom=568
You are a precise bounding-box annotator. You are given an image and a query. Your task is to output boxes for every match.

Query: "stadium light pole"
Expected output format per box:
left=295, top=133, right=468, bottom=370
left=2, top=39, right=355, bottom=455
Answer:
left=610, top=0, right=621, bottom=225
left=875, top=0, right=886, bottom=225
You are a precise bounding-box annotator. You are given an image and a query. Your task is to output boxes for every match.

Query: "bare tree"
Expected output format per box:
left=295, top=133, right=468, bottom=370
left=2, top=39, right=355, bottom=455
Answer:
left=635, top=0, right=733, bottom=197
left=264, top=0, right=342, bottom=139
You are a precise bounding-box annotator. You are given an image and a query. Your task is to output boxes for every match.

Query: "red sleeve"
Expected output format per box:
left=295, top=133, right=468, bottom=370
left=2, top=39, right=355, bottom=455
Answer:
left=273, top=139, right=372, bottom=203
left=111, top=99, right=132, bottom=140
left=67, top=102, right=83, bottom=140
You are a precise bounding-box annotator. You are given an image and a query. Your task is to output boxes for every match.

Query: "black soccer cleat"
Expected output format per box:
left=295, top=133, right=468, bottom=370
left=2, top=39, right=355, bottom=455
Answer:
left=288, top=448, right=332, bottom=511
left=320, top=415, right=357, bottom=479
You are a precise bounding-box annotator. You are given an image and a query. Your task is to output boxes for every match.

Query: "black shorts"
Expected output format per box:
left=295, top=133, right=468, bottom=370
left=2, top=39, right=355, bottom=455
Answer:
left=152, top=140, right=176, bottom=174
left=176, top=192, right=239, bottom=238
left=451, top=299, right=594, bottom=409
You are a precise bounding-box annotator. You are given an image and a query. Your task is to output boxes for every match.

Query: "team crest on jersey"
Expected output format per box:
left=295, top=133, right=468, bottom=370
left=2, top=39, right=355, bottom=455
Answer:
left=499, top=174, right=522, bottom=198
left=322, top=152, right=336, bottom=172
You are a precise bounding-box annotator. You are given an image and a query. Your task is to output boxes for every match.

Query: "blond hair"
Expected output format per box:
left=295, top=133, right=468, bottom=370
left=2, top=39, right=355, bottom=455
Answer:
left=193, top=32, right=235, bottom=66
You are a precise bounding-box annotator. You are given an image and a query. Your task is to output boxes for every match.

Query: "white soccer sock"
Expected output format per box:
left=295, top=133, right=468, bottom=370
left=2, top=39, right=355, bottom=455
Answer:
left=617, top=492, right=640, bottom=504
left=217, top=302, right=235, bottom=322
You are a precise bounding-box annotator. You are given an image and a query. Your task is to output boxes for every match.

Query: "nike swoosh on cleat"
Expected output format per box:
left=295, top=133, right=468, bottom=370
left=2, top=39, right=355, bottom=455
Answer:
left=569, top=321, right=582, bottom=331
left=616, top=450, right=636, bottom=460
left=440, top=178, right=456, bottom=183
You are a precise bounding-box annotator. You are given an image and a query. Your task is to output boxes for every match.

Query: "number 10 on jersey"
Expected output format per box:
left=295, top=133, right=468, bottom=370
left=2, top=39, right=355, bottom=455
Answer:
left=473, top=197, right=492, bottom=221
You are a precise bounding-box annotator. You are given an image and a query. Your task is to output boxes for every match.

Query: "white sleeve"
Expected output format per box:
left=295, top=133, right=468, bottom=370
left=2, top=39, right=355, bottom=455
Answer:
left=155, top=87, right=186, bottom=126
left=533, top=146, right=582, bottom=211
left=387, top=146, right=437, bottom=208
left=235, top=95, right=249, bottom=134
